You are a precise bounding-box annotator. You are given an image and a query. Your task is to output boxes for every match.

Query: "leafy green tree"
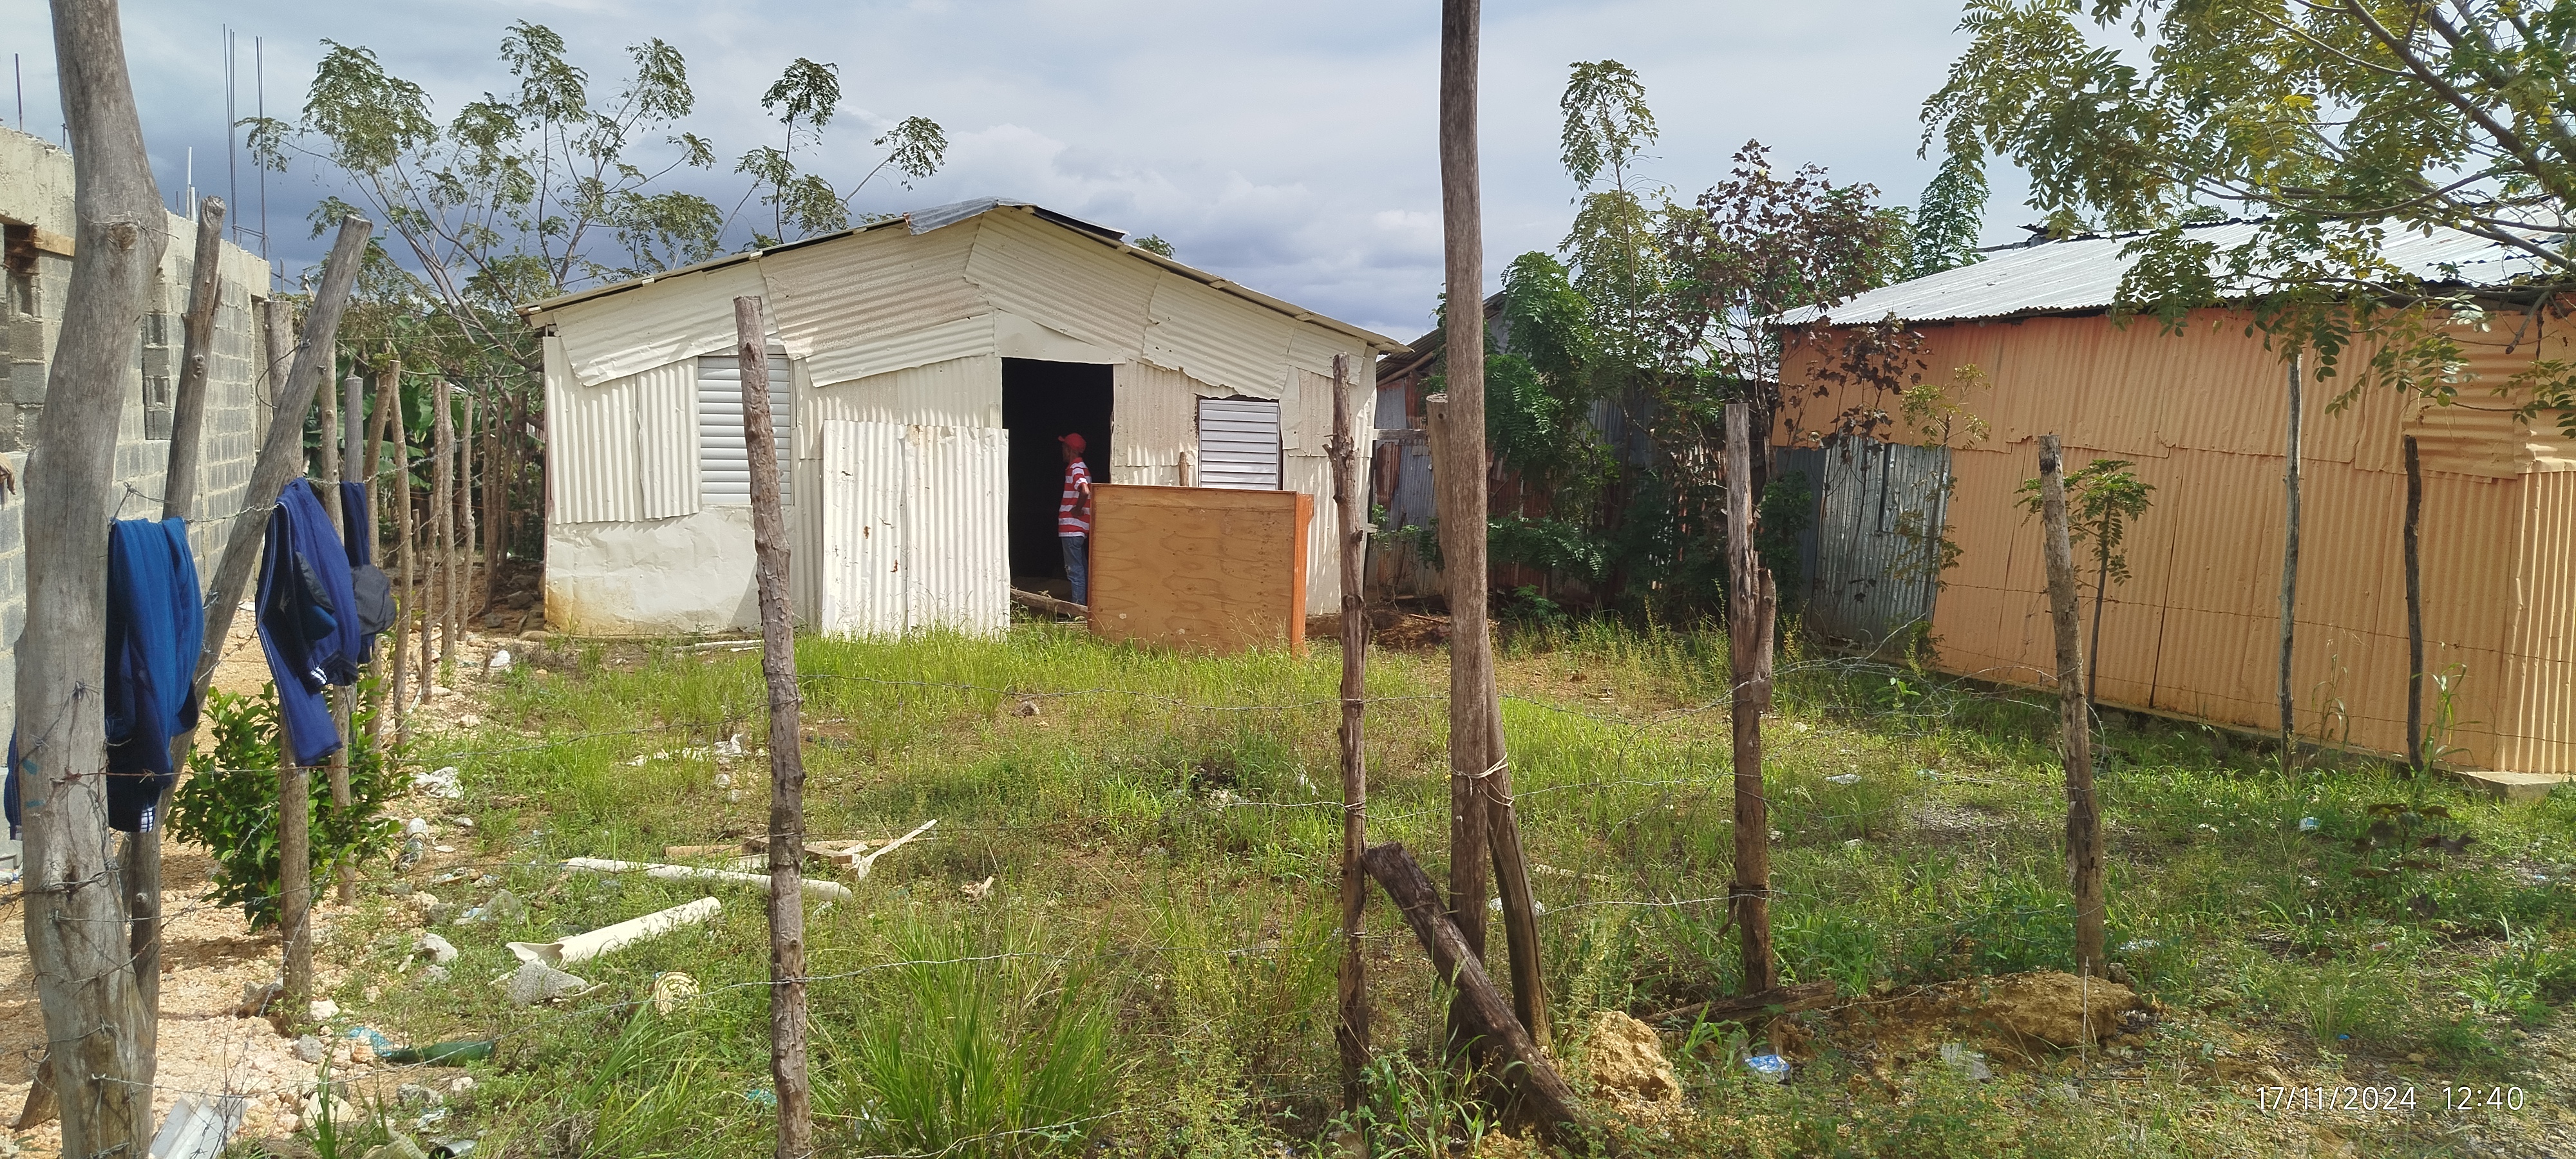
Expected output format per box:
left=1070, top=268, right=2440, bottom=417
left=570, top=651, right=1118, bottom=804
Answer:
left=2019, top=458, right=2156, bottom=702
left=1130, top=234, right=1177, bottom=258
left=1924, top=0, right=2576, bottom=429
left=254, top=24, right=947, bottom=373
left=1558, top=60, right=1671, bottom=368
left=1909, top=147, right=1989, bottom=278
left=728, top=57, right=945, bottom=246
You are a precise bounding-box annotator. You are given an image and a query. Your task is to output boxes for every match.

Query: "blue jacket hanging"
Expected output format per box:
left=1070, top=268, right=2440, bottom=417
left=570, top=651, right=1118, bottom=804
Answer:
left=341, top=480, right=395, bottom=658
left=257, top=479, right=361, bottom=766
left=6, top=517, right=204, bottom=836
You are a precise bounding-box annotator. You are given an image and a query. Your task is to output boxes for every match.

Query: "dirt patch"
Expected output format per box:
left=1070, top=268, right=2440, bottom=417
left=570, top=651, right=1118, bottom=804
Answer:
left=1830, top=970, right=2147, bottom=1071
left=1582, top=1010, right=1682, bottom=1104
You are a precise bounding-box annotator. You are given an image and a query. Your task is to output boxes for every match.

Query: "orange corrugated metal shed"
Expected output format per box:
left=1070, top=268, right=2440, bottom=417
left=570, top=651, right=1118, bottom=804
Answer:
left=1779, top=281, right=2575, bottom=773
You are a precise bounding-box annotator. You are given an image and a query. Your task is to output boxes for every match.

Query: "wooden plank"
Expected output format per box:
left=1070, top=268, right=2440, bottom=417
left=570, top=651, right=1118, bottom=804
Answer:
left=2452, top=769, right=2571, bottom=804
left=1088, top=483, right=1310, bottom=654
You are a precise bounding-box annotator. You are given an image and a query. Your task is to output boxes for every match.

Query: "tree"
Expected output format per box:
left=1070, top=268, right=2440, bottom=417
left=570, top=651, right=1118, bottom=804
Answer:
left=1558, top=60, right=1669, bottom=368
left=1924, top=0, right=2576, bottom=430
left=2020, top=458, right=2157, bottom=705
left=254, top=25, right=949, bottom=372
left=1909, top=147, right=1989, bottom=278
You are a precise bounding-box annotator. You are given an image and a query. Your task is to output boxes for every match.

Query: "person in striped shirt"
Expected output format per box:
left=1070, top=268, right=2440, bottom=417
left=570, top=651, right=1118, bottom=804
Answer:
left=1058, top=433, right=1094, bottom=604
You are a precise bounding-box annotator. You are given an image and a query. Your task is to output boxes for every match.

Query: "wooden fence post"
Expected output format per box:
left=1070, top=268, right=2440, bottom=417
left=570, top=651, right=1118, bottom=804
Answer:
left=433, top=377, right=456, bottom=687
left=2038, top=435, right=2107, bottom=977
left=1363, top=843, right=1590, bottom=1151
left=2279, top=353, right=2303, bottom=766
left=1328, top=353, right=1373, bottom=1113
left=1481, top=697, right=1548, bottom=1047
left=322, top=373, right=354, bottom=903
left=2403, top=434, right=2424, bottom=774
left=385, top=363, right=415, bottom=742
left=1723, top=402, right=1778, bottom=994
left=738, top=296, right=813, bottom=1159
left=123, top=195, right=223, bottom=1055
left=1435, top=0, right=1494, bottom=1069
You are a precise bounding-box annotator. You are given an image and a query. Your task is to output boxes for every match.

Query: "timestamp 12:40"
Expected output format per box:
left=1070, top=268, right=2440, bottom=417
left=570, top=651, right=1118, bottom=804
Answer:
left=2258, top=1085, right=2528, bottom=1113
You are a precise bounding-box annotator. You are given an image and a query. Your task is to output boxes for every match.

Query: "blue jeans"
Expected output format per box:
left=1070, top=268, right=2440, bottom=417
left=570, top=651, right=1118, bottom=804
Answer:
left=1059, top=534, right=1089, bottom=605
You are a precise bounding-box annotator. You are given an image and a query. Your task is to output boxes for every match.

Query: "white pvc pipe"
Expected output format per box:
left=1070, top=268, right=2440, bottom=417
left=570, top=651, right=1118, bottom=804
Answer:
left=562, top=858, right=854, bottom=900
left=509, top=896, right=723, bottom=966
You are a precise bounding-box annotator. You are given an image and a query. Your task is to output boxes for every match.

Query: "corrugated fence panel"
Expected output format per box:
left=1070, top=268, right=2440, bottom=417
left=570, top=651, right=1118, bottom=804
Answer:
left=699, top=353, right=794, bottom=504
left=553, top=261, right=768, bottom=386
left=761, top=222, right=987, bottom=376
left=1286, top=453, right=1341, bottom=610
left=821, top=421, right=907, bottom=636
left=1801, top=439, right=1950, bottom=648
left=902, top=424, right=1012, bottom=634
left=803, top=355, right=1001, bottom=459
left=632, top=359, right=701, bottom=519
left=964, top=211, right=1155, bottom=358
left=1116, top=362, right=1229, bottom=482
left=546, top=336, right=643, bottom=524
left=1197, top=397, right=1282, bottom=489
left=1144, top=273, right=1294, bottom=400
left=2503, top=472, right=2576, bottom=770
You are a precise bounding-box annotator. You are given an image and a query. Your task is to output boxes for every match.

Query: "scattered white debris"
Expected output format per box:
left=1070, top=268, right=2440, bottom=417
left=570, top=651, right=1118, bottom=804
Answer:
left=309, top=999, right=339, bottom=1021
left=507, top=896, right=722, bottom=966
left=502, top=960, right=592, bottom=1006
left=414, top=766, right=463, bottom=799
left=963, top=876, right=995, bottom=902
left=1826, top=773, right=1862, bottom=786
left=651, top=972, right=699, bottom=1016
left=1940, top=1042, right=1994, bottom=1081
left=406, top=818, right=430, bottom=836
left=149, top=1095, right=247, bottom=1159
left=561, top=857, right=853, bottom=899
left=487, top=648, right=513, bottom=672
left=415, top=932, right=460, bottom=965
left=713, top=733, right=746, bottom=758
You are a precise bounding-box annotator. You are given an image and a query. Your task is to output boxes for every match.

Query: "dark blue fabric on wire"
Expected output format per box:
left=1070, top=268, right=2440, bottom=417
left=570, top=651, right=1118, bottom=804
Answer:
left=102, top=518, right=205, bottom=831
left=6, top=518, right=205, bottom=836
left=339, top=480, right=395, bottom=657
left=258, top=479, right=361, bottom=766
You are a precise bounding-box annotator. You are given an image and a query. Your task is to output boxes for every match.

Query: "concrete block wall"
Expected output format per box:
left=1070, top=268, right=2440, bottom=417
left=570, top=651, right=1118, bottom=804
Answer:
left=0, top=126, right=277, bottom=743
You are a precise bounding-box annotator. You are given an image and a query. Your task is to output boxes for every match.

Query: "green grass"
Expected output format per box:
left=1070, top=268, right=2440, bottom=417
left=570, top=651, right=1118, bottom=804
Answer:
left=278, top=618, right=2576, bottom=1158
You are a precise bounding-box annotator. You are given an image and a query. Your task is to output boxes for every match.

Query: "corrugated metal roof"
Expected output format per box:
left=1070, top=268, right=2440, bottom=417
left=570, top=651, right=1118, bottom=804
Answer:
left=521, top=198, right=1403, bottom=353
left=1774, top=221, right=2555, bottom=327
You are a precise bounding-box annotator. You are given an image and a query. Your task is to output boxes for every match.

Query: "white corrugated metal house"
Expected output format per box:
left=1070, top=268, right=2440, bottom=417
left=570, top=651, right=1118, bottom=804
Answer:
left=520, top=198, right=1404, bottom=636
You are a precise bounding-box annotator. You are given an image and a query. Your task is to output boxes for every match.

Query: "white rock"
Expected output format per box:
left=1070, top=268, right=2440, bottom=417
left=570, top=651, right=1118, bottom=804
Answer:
left=309, top=999, right=339, bottom=1021
left=488, top=648, right=514, bottom=671
left=415, top=932, right=459, bottom=965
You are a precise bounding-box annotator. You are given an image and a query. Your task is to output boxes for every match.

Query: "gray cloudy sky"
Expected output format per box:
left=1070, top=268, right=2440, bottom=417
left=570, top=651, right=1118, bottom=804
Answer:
left=5, top=0, right=2029, bottom=339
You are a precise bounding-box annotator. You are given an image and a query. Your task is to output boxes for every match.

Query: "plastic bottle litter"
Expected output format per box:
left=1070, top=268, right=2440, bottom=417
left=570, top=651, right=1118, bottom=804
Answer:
left=743, top=1088, right=777, bottom=1106
left=381, top=1039, right=496, bottom=1066
left=1825, top=773, right=1863, bottom=786
left=1744, top=1054, right=1790, bottom=1084
left=2298, top=816, right=2321, bottom=832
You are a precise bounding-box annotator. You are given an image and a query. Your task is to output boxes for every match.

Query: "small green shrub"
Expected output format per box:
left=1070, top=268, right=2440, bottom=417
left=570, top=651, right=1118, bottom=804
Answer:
left=167, top=680, right=402, bottom=928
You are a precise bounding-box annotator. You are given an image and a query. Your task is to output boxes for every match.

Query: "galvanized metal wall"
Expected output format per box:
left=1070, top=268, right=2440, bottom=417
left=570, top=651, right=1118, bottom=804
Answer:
left=1779, top=308, right=2576, bottom=771
left=545, top=336, right=641, bottom=525
left=697, top=353, right=795, bottom=505
left=803, top=355, right=1001, bottom=459
left=1786, top=440, right=1952, bottom=648
left=818, top=419, right=1009, bottom=636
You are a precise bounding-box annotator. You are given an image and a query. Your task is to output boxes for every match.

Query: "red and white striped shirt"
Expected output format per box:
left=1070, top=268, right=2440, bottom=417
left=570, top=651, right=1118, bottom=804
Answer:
left=1057, top=460, right=1092, bottom=534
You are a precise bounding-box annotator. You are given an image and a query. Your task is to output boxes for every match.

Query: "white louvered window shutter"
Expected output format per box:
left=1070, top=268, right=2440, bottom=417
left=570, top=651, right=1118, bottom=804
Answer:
left=698, top=352, right=793, bottom=504
left=1195, top=397, right=1282, bottom=489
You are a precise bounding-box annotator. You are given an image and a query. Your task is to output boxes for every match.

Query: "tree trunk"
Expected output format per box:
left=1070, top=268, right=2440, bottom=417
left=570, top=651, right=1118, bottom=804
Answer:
left=1481, top=695, right=1548, bottom=1048
left=456, top=388, right=475, bottom=625
left=19, top=7, right=169, bottom=1148
left=126, top=195, right=224, bottom=1053
left=2038, top=435, right=2106, bottom=977
left=433, top=377, right=456, bottom=687
left=739, top=297, right=813, bottom=1159
left=2087, top=549, right=2108, bottom=706
left=1435, top=2, right=1493, bottom=1065
left=2279, top=353, right=2302, bottom=766
left=1362, top=843, right=1589, bottom=1151
left=2403, top=434, right=2424, bottom=775
left=1328, top=355, right=1372, bottom=1113
left=387, top=364, right=415, bottom=744
left=1724, top=402, right=1778, bottom=994
left=364, top=366, right=393, bottom=741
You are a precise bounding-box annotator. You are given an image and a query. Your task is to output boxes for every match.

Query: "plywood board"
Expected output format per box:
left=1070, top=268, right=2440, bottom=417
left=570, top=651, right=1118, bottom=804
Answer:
left=1089, top=484, right=1309, bottom=655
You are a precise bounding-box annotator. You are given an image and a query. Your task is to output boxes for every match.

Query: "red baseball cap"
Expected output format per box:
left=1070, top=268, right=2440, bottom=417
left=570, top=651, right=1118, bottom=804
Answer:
left=1059, top=432, right=1087, bottom=453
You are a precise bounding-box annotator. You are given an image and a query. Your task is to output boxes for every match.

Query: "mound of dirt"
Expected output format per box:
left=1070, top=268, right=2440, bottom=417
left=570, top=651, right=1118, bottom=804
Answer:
left=1832, top=970, right=2141, bottom=1066
left=1582, top=1010, right=1681, bottom=1104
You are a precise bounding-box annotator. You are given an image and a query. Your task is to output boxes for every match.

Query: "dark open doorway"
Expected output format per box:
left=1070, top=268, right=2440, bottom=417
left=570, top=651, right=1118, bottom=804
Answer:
left=1001, top=358, right=1114, bottom=589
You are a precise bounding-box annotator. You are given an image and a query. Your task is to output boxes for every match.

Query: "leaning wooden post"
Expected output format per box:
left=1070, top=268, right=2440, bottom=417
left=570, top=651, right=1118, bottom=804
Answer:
left=738, top=296, right=814, bottom=1159
left=1481, top=695, right=1548, bottom=1046
left=1723, top=402, right=1778, bottom=994
left=1434, top=0, right=1495, bottom=1066
left=120, top=196, right=224, bottom=1051
left=433, top=377, right=457, bottom=686
left=1363, top=843, right=1591, bottom=1151
left=480, top=381, right=506, bottom=608
left=2038, top=435, right=2107, bottom=977
left=1327, top=353, right=1373, bottom=1113
left=2403, top=435, right=2425, bottom=774
left=2278, top=353, right=2303, bottom=768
